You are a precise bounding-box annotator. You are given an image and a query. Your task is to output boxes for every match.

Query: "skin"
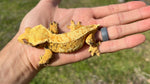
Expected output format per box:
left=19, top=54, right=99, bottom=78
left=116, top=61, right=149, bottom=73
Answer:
left=1, top=0, right=150, bottom=84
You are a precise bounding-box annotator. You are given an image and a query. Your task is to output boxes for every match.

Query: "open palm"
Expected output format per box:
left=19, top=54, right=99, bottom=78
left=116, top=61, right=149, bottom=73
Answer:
left=17, top=0, right=150, bottom=69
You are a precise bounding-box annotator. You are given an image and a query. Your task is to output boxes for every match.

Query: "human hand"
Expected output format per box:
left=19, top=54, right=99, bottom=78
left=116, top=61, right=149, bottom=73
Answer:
left=16, top=0, right=150, bottom=69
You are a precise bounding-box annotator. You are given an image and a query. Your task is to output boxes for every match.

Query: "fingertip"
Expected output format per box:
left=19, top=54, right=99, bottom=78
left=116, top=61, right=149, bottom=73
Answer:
left=127, top=1, right=146, bottom=10
left=136, top=34, right=146, bottom=43
left=99, top=34, right=146, bottom=53
left=126, top=34, right=145, bottom=48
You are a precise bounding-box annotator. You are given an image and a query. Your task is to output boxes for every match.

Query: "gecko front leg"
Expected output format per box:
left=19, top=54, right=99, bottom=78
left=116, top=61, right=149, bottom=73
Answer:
left=39, top=48, right=53, bottom=65
left=39, top=22, right=59, bottom=65
left=86, top=32, right=100, bottom=56
left=49, top=22, right=58, bottom=34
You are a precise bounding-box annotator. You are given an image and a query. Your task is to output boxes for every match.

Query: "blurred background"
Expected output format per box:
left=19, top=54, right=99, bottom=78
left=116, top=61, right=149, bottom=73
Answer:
left=1, top=0, right=150, bottom=84
left=118, top=0, right=150, bottom=4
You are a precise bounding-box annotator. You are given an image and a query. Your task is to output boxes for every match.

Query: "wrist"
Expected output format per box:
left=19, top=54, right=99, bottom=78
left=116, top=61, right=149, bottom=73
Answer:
left=0, top=34, right=39, bottom=84
left=16, top=32, right=45, bottom=69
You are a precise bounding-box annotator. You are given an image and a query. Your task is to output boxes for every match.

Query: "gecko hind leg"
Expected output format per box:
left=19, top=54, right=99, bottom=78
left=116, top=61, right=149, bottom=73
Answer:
left=49, top=22, right=58, bottom=34
left=67, top=20, right=82, bottom=31
left=39, top=48, right=53, bottom=65
left=86, top=33, right=100, bottom=56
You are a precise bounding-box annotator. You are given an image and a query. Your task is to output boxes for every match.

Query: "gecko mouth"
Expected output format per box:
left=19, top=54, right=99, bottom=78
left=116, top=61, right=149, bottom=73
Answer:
left=35, top=42, right=49, bottom=49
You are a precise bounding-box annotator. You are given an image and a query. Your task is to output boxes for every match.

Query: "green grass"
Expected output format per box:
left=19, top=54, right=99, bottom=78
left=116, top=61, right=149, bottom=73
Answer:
left=1, top=0, right=150, bottom=84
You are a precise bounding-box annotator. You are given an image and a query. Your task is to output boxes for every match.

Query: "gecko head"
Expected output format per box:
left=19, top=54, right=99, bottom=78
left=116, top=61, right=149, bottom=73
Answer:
left=18, top=25, right=49, bottom=46
left=18, top=27, right=31, bottom=45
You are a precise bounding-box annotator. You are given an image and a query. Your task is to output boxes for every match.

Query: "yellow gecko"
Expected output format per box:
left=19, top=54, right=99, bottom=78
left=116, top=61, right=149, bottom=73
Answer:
left=18, top=20, right=101, bottom=65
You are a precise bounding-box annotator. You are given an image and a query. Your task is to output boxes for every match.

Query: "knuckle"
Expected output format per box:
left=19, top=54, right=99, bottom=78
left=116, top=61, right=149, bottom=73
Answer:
left=108, top=4, right=119, bottom=14
left=115, top=25, right=123, bottom=39
left=116, top=13, right=125, bottom=24
left=108, top=41, right=115, bottom=52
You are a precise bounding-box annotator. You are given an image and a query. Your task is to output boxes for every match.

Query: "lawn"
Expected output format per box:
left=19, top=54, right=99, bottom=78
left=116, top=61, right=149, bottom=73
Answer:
left=1, top=0, right=150, bottom=84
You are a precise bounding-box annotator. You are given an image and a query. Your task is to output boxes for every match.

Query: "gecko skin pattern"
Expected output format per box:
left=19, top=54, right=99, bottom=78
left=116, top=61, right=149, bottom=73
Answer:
left=18, top=20, right=101, bottom=65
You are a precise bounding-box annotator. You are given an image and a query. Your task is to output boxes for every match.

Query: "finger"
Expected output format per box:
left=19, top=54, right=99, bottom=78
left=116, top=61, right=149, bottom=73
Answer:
left=97, top=6, right=150, bottom=27
left=97, top=18, right=150, bottom=40
left=100, top=34, right=145, bottom=53
left=92, top=1, right=146, bottom=18
left=49, top=34, right=145, bottom=66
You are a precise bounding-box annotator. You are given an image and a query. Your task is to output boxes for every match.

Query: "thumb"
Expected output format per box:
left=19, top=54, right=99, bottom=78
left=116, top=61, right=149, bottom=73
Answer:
left=38, top=0, right=61, bottom=7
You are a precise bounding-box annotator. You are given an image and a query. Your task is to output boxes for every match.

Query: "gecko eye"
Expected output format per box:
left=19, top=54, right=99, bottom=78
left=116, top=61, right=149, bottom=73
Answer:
left=23, top=39, right=28, bottom=44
